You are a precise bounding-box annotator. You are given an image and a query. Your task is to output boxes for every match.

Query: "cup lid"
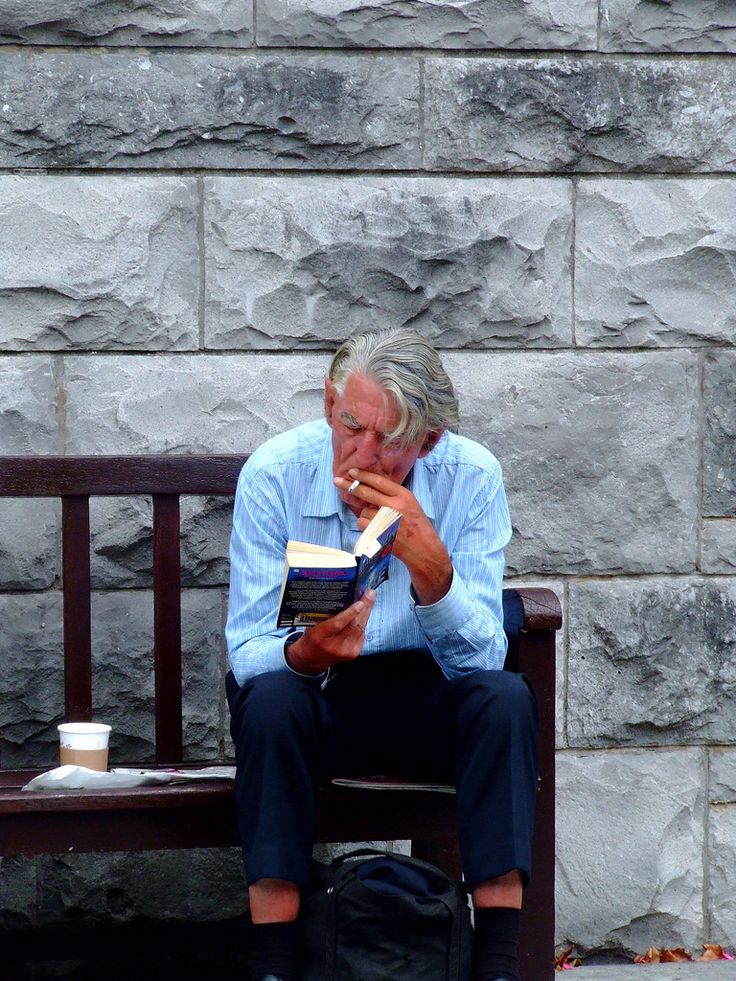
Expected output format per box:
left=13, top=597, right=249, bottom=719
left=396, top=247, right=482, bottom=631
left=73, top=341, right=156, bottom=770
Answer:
left=58, top=722, right=112, bottom=734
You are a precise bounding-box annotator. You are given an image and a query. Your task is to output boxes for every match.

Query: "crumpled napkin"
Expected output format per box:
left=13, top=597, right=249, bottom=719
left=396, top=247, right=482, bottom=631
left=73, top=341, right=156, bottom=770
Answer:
left=22, top=764, right=236, bottom=791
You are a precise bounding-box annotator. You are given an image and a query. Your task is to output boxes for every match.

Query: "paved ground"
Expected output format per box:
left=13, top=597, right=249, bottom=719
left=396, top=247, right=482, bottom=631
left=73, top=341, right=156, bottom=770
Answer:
left=12, top=956, right=736, bottom=980
left=571, top=963, right=736, bottom=980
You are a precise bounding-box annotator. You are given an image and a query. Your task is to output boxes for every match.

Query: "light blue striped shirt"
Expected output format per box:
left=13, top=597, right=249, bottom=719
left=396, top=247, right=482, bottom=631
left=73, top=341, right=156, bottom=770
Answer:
left=226, top=418, right=512, bottom=685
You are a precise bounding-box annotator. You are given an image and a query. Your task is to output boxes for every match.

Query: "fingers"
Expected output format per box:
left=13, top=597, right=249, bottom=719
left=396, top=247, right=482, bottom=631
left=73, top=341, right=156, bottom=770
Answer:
left=296, top=589, right=375, bottom=671
left=313, top=589, right=375, bottom=637
left=346, top=468, right=400, bottom=496
left=353, top=589, right=375, bottom=630
left=333, top=470, right=403, bottom=508
left=356, top=506, right=378, bottom=531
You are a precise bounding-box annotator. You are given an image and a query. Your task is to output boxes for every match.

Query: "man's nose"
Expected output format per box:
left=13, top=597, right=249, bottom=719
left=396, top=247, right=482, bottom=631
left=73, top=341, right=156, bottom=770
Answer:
left=353, top=431, right=382, bottom=467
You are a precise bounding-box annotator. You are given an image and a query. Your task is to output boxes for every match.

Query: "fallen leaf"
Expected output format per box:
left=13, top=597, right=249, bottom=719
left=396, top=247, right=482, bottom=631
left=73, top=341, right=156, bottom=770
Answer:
left=700, top=944, right=726, bottom=961
left=555, top=947, right=574, bottom=970
left=634, top=947, right=692, bottom=963
left=634, top=947, right=661, bottom=963
left=699, top=944, right=736, bottom=961
left=554, top=946, right=581, bottom=971
left=660, top=948, right=693, bottom=962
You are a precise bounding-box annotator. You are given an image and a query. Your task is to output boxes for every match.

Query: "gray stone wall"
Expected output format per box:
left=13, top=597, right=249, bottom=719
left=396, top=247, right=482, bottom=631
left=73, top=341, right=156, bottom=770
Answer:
left=0, top=0, right=734, bottom=964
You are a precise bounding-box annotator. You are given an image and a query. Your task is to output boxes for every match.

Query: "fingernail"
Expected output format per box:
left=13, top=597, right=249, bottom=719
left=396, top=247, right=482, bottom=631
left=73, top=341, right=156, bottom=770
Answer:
left=348, top=468, right=359, bottom=477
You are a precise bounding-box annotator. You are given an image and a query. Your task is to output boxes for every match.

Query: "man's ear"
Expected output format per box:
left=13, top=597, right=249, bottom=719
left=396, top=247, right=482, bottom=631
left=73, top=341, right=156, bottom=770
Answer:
left=324, top=378, right=336, bottom=424
left=418, top=429, right=444, bottom=457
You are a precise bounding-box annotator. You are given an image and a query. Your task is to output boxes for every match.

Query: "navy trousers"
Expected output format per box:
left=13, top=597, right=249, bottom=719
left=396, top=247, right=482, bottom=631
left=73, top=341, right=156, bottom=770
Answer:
left=226, top=651, right=538, bottom=892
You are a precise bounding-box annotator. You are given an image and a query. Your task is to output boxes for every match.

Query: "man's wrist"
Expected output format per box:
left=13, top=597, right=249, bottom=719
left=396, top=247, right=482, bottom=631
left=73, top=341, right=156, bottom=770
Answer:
left=283, top=632, right=325, bottom=678
left=283, top=631, right=303, bottom=671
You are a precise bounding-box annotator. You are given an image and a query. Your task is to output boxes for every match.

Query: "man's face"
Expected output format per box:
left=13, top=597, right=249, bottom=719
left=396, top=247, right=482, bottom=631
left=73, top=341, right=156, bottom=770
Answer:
left=325, top=373, right=433, bottom=512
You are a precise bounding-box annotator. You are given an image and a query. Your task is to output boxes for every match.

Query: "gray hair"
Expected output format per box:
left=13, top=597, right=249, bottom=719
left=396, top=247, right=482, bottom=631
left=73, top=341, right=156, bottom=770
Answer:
left=328, top=327, right=459, bottom=446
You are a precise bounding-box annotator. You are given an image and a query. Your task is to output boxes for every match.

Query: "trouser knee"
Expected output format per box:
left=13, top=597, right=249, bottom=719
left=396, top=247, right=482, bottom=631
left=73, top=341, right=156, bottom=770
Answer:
left=453, top=670, right=538, bottom=744
left=228, top=669, right=324, bottom=744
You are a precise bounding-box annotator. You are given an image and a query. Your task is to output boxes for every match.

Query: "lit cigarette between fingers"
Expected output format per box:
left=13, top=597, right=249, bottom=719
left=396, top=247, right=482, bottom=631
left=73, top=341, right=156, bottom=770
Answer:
left=348, top=479, right=360, bottom=494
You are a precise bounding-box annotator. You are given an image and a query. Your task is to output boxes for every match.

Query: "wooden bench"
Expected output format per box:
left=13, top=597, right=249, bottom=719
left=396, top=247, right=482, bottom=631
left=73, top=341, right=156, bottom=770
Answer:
left=0, top=455, right=562, bottom=980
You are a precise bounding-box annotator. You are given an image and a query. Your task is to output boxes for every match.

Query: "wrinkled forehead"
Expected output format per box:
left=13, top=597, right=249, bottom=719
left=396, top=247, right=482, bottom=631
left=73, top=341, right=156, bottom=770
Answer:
left=334, top=374, right=403, bottom=432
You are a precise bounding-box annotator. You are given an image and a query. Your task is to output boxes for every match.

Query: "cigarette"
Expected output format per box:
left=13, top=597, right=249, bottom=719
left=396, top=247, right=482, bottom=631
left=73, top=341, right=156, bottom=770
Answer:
left=348, top=479, right=360, bottom=494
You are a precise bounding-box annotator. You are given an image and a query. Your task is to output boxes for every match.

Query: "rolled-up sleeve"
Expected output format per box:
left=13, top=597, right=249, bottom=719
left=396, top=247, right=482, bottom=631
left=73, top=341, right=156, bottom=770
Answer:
left=412, top=469, right=511, bottom=677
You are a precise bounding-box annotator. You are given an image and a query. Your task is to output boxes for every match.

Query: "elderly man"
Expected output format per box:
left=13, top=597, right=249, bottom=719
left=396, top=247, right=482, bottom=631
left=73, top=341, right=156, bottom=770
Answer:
left=226, top=328, right=538, bottom=981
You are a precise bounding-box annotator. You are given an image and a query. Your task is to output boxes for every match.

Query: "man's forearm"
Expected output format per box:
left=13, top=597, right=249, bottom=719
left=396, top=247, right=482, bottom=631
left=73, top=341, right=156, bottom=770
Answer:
left=406, top=543, right=454, bottom=606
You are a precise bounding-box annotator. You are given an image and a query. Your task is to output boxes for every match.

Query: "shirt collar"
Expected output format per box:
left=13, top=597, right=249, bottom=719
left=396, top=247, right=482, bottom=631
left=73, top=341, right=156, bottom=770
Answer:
left=303, top=422, right=341, bottom=518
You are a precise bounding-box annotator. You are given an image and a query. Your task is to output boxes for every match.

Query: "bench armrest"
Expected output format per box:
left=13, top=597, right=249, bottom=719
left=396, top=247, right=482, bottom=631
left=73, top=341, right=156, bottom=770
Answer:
left=511, top=586, right=563, bottom=633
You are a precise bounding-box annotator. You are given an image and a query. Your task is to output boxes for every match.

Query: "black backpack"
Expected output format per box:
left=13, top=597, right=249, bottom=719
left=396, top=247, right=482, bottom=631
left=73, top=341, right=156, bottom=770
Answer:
left=300, top=849, right=473, bottom=981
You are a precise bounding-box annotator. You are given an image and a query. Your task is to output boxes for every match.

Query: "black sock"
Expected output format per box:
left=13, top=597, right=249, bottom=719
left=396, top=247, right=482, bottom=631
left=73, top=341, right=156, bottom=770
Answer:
left=250, top=920, right=298, bottom=981
left=472, top=907, right=521, bottom=981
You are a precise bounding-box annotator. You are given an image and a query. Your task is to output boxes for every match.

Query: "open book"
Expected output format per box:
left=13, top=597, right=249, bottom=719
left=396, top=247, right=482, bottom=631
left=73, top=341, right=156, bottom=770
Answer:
left=276, top=506, right=401, bottom=628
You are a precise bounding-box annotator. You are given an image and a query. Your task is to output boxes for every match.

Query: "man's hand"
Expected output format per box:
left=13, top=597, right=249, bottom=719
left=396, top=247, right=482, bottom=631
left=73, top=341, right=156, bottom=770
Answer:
left=334, top=469, right=453, bottom=606
left=284, top=589, right=376, bottom=675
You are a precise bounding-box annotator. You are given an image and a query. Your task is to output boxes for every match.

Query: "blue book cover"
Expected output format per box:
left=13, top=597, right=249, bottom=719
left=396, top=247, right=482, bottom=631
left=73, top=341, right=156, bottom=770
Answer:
left=276, top=507, right=401, bottom=628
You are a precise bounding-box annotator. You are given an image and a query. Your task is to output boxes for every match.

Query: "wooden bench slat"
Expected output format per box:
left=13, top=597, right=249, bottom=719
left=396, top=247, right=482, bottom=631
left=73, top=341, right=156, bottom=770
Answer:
left=61, top=495, right=93, bottom=722
left=153, top=494, right=184, bottom=764
left=0, top=773, right=456, bottom=854
left=0, top=455, right=245, bottom=497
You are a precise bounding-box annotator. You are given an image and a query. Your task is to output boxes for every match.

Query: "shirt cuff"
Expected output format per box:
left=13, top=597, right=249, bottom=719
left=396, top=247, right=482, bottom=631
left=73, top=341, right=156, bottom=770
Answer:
left=282, top=631, right=327, bottom=680
left=411, top=568, right=471, bottom=636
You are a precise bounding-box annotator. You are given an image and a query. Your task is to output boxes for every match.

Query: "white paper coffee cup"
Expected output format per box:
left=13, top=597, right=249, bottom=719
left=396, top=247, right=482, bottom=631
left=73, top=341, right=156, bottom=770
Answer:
left=58, top=722, right=111, bottom=771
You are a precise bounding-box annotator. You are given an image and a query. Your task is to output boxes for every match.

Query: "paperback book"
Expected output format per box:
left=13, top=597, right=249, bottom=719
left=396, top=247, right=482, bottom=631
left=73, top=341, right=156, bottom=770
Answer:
left=276, top=506, right=401, bottom=628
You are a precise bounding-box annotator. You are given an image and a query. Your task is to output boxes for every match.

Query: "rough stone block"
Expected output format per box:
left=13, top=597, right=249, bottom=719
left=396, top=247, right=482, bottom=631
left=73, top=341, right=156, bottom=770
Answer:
left=0, top=593, right=64, bottom=769
left=89, top=496, right=233, bottom=588
left=702, top=520, right=736, bottom=574
left=36, top=848, right=246, bottom=925
left=445, top=351, right=698, bottom=575
left=62, top=354, right=328, bottom=454
left=601, top=0, right=736, bottom=53
left=556, top=748, right=705, bottom=955
left=205, top=176, right=573, bottom=350
left=709, top=804, right=736, bottom=947
left=567, top=579, right=736, bottom=748
left=88, top=590, right=224, bottom=763
left=0, top=499, right=57, bottom=590
left=710, top=748, right=736, bottom=804
left=0, top=357, right=58, bottom=453
left=704, top=352, right=736, bottom=517
left=0, top=1, right=252, bottom=46
left=88, top=497, right=155, bottom=589
left=0, top=52, right=419, bottom=170
left=0, top=589, right=224, bottom=767
left=0, top=177, right=199, bottom=351
left=258, top=0, right=597, bottom=50
left=424, top=57, right=736, bottom=173
left=0, top=857, right=36, bottom=930
left=576, top=180, right=736, bottom=347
